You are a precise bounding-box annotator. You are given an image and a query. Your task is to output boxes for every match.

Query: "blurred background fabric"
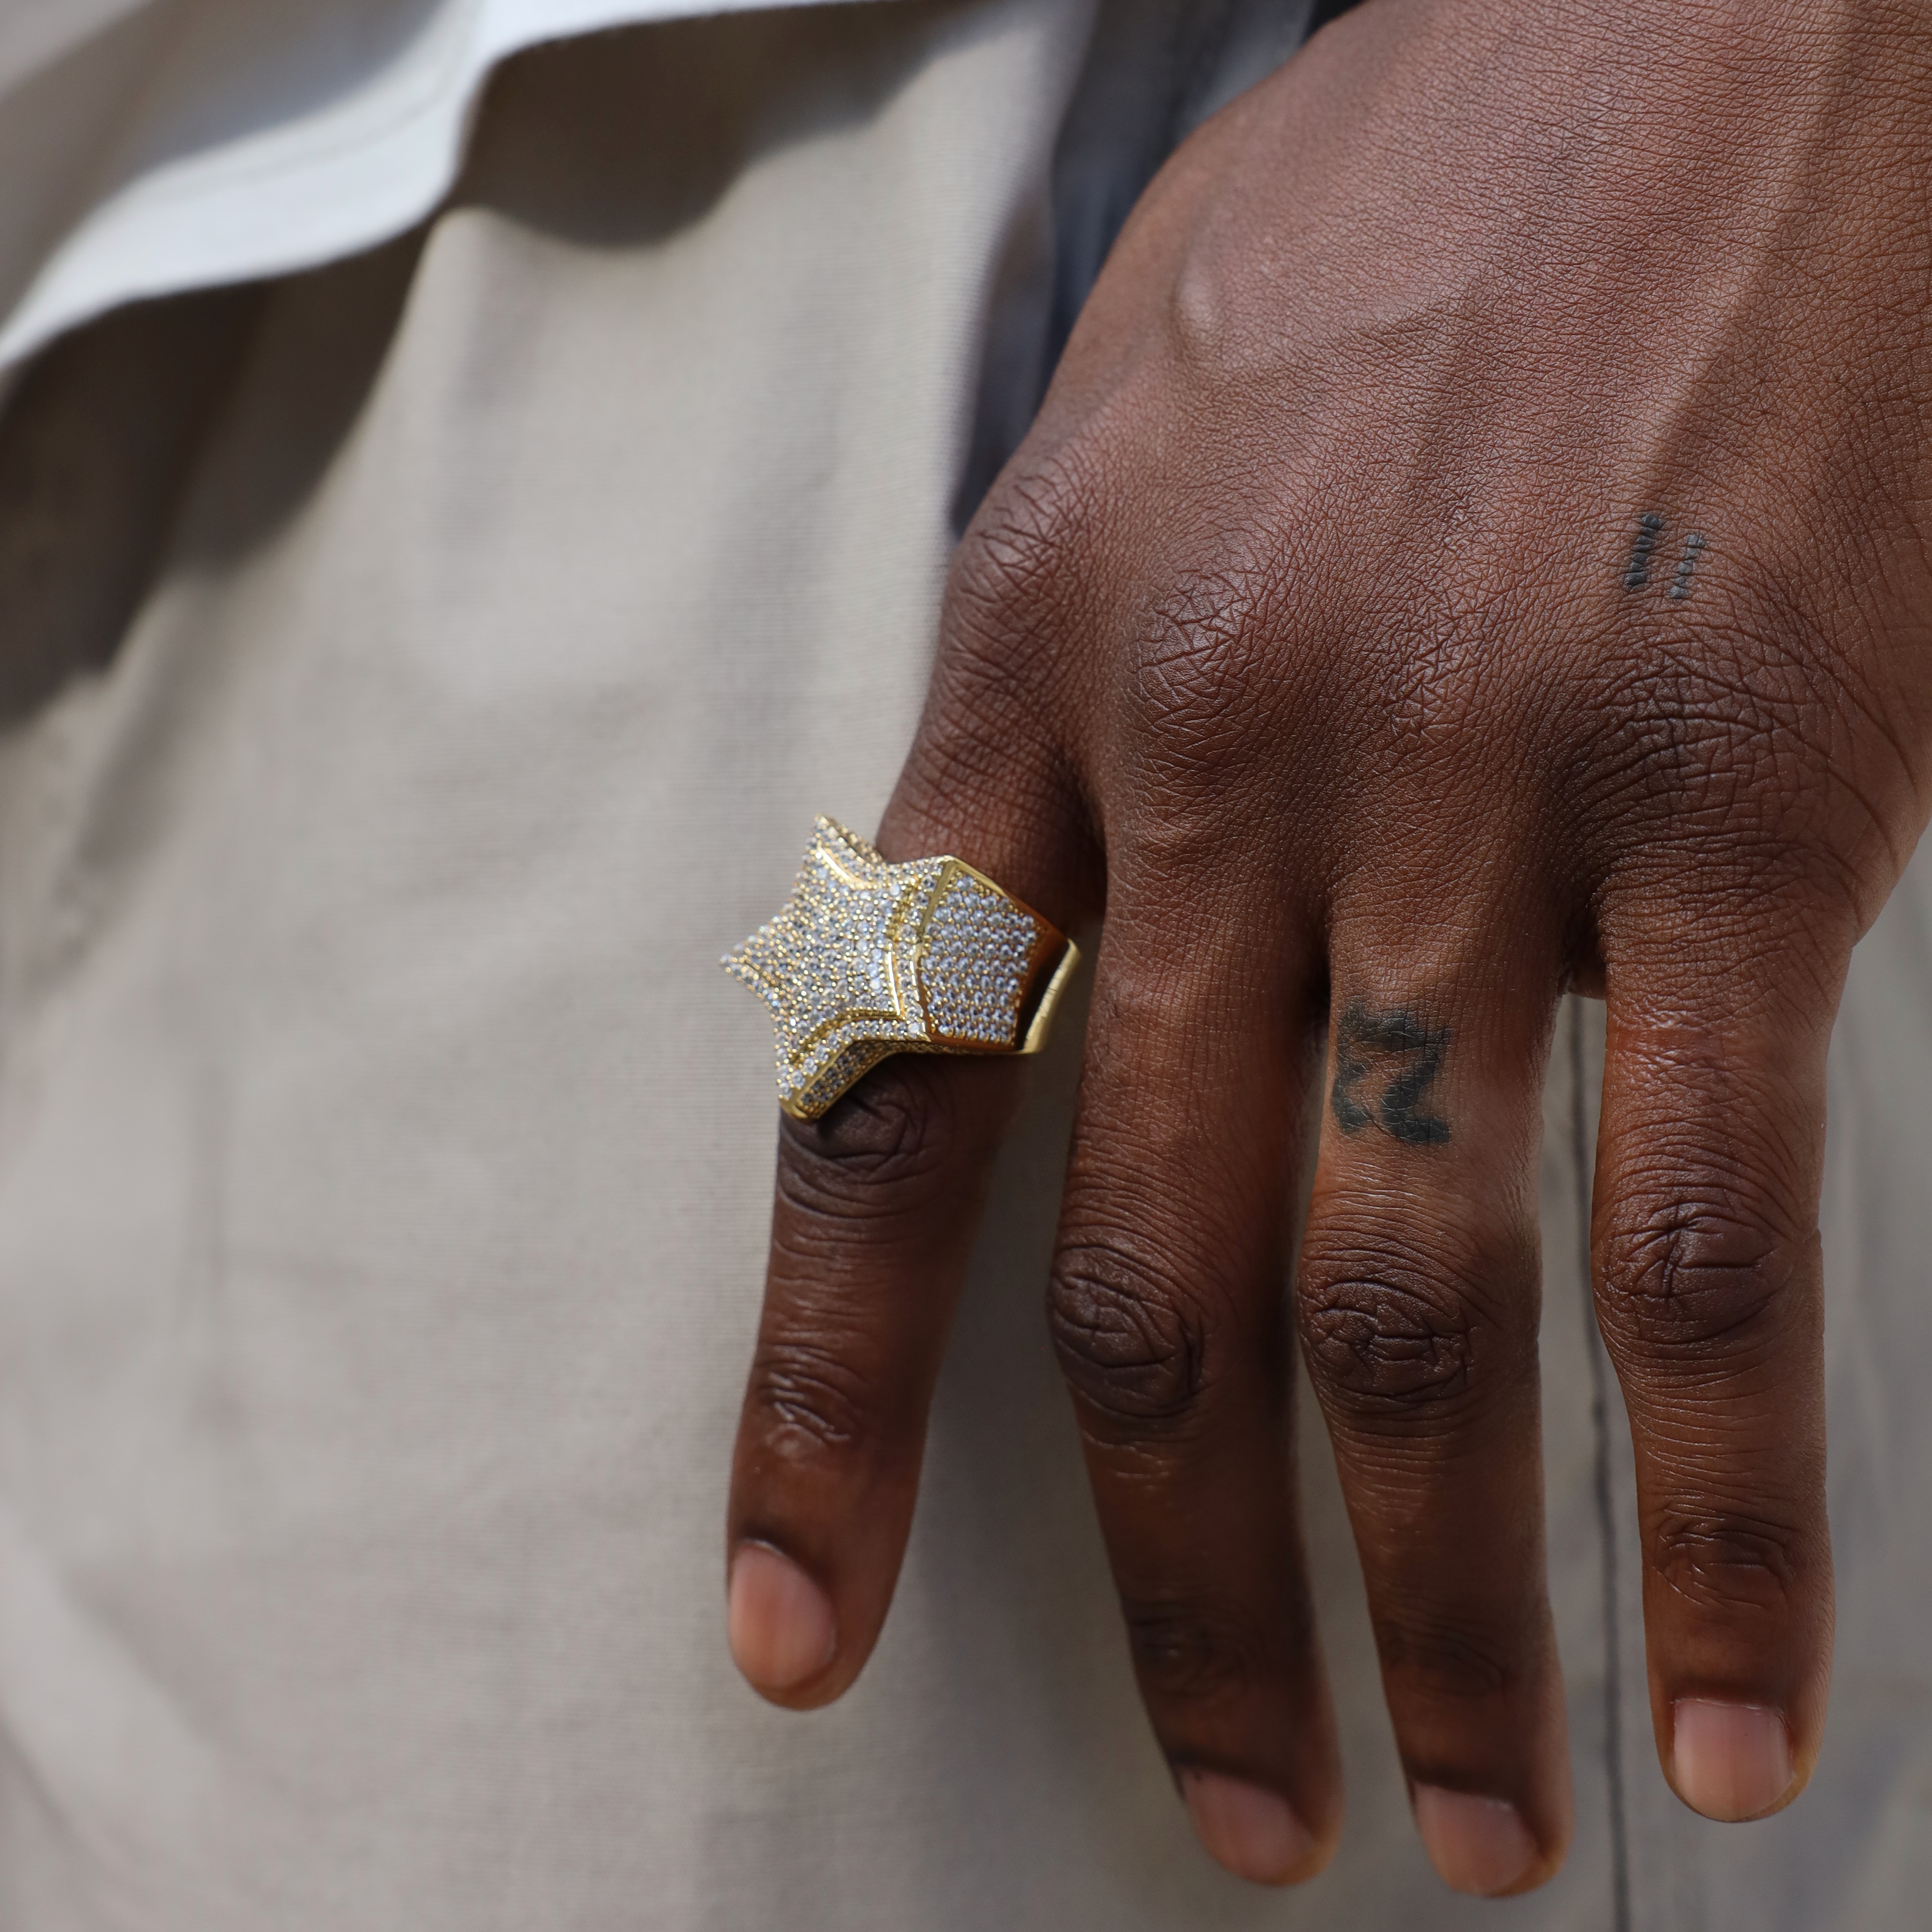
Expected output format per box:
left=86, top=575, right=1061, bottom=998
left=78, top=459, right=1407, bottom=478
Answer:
left=0, top=0, right=895, bottom=371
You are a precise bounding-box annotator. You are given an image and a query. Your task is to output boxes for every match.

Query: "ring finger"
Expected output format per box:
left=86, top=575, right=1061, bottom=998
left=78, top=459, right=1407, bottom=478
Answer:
left=1296, top=880, right=1573, bottom=1897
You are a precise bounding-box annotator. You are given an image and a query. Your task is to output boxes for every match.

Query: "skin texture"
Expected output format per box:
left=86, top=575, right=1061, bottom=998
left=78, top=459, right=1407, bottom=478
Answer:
left=726, top=0, right=1932, bottom=1896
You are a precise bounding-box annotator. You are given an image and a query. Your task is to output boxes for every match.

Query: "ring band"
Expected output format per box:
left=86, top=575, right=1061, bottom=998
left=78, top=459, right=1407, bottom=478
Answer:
left=725, top=818, right=1079, bottom=1119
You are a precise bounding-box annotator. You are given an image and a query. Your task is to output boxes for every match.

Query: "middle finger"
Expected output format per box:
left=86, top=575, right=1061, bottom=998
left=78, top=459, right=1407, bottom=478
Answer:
left=1046, top=852, right=1341, bottom=1886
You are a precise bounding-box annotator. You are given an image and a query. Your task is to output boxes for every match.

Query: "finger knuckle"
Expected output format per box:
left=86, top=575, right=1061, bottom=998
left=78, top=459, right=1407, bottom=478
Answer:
left=898, top=463, right=1098, bottom=835
left=1127, top=566, right=1275, bottom=782
left=950, top=452, right=1099, bottom=646
left=1585, top=593, right=1845, bottom=857
left=1048, top=1236, right=1212, bottom=1432
left=1649, top=1501, right=1804, bottom=1619
left=1597, top=1181, right=1801, bottom=1359
left=744, top=1333, right=893, bottom=1459
left=776, top=1066, right=958, bottom=1226
left=1373, top=1603, right=1522, bottom=1703
left=1298, top=1225, right=1521, bottom=1427
left=1120, top=1592, right=1269, bottom=1706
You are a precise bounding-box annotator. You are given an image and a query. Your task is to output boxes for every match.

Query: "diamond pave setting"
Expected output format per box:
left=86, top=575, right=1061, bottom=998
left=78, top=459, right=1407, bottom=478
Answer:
left=724, top=818, right=1077, bottom=1119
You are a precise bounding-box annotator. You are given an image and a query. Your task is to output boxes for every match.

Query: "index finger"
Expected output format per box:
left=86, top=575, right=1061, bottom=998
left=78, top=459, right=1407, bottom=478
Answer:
left=728, top=1051, right=1028, bottom=1702
left=725, top=705, right=1090, bottom=1701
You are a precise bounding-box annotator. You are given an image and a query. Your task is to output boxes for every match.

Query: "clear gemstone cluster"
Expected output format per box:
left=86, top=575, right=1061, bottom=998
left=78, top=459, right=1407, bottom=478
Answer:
left=723, top=818, right=1070, bottom=1119
left=918, top=870, right=1035, bottom=1044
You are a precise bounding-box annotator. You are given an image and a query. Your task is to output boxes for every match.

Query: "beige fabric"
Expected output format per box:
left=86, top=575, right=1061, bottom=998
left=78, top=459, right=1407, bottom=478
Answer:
left=0, top=5, right=1927, bottom=1926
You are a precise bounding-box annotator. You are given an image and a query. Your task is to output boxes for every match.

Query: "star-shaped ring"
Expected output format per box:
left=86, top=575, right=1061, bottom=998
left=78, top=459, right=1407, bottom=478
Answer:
left=724, top=818, right=1079, bottom=1119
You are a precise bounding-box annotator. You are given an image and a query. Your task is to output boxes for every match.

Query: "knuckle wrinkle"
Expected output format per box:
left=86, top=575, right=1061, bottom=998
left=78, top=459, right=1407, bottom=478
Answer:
left=1374, top=1607, right=1520, bottom=1702
left=746, top=1336, right=889, bottom=1458
left=777, top=1069, right=955, bottom=1219
left=1299, top=1252, right=1481, bottom=1419
left=1650, top=1508, right=1803, bottom=1618
left=1600, top=1196, right=1799, bottom=1354
left=1120, top=1595, right=1264, bottom=1704
left=1048, top=1243, right=1209, bottom=1429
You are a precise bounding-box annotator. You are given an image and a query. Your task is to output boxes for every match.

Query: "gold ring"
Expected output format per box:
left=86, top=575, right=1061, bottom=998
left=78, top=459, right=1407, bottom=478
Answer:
left=725, top=818, right=1079, bottom=1119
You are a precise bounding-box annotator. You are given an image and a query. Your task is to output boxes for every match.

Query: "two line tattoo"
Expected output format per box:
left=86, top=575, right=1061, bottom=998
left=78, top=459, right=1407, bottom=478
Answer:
left=1624, top=512, right=1706, bottom=601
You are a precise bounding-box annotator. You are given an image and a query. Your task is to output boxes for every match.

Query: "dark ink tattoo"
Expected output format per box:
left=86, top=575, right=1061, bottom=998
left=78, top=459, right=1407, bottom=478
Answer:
left=1330, top=1001, right=1452, bottom=1146
left=1623, top=512, right=1665, bottom=591
left=1668, top=531, right=1707, bottom=601
left=1623, top=513, right=1711, bottom=603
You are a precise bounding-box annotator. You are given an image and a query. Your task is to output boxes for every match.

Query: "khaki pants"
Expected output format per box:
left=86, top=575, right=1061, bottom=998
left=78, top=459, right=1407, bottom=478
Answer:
left=0, top=4, right=1924, bottom=1925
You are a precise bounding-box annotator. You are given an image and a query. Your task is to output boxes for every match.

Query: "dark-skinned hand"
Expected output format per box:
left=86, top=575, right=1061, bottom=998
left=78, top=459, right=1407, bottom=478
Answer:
left=724, top=0, right=1932, bottom=1897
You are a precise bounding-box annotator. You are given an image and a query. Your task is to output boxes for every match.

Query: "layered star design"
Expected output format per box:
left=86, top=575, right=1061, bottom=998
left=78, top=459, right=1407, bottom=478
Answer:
left=724, top=818, right=1074, bottom=1119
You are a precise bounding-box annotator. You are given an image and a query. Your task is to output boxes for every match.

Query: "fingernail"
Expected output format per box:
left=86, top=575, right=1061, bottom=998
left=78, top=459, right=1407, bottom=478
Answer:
left=1179, top=1769, right=1316, bottom=1886
left=1671, top=1698, right=1794, bottom=1821
left=1412, top=1785, right=1538, bottom=1897
left=727, top=1542, right=836, bottom=1693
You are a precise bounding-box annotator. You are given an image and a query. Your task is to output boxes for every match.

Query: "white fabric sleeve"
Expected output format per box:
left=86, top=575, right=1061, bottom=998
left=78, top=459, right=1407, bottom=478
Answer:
left=0, top=0, right=877, bottom=372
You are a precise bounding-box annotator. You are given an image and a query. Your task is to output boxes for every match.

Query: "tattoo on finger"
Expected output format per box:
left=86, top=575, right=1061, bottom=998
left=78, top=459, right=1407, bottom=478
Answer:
left=1330, top=1000, right=1451, bottom=1147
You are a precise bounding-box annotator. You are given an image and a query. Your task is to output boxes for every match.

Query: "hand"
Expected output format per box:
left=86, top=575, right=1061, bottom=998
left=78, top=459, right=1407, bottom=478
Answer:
left=724, top=0, right=1932, bottom=1896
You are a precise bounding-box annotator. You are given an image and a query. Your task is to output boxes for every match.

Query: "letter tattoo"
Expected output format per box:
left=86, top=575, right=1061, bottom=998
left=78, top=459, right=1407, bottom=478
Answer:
left=1331, top=1001, right=1452, bottom=1147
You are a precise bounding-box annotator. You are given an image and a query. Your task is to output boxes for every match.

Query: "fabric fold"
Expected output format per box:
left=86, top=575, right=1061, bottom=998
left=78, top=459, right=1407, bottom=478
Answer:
left=0, top=0, right=883, bottom=372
